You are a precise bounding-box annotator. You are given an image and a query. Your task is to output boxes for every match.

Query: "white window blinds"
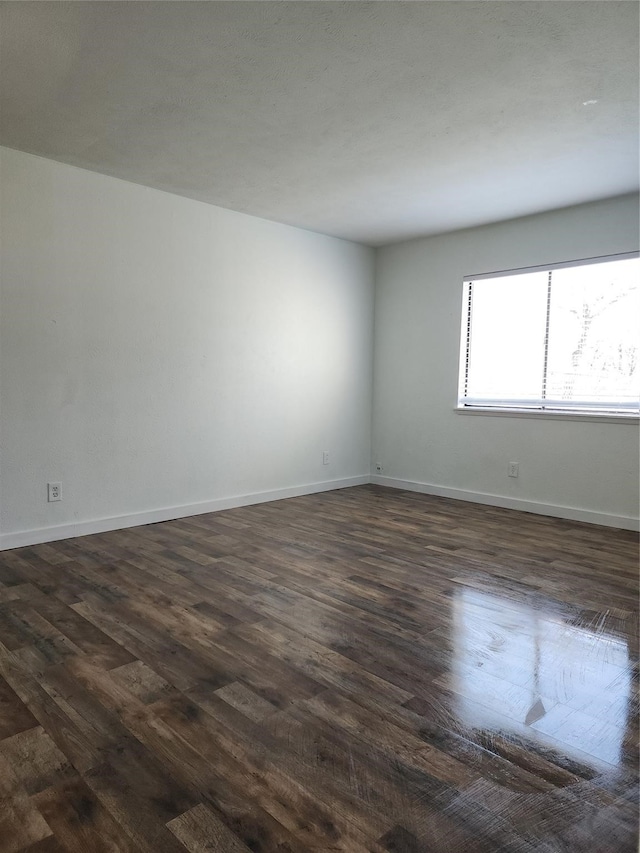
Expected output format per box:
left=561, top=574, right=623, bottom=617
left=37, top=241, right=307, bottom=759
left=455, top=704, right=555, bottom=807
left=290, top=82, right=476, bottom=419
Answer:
left=459, top=254, right=640, bottom=415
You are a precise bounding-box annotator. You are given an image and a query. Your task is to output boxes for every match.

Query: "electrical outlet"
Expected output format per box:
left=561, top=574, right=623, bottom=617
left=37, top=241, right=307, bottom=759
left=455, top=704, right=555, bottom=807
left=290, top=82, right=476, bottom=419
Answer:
left=375, top=463, right=383, bottom=473
left=47, top=482, right=62, bottom=502
left=322, top=451, right=330, bottom=465
left=507, top=462, right=519, bottom=478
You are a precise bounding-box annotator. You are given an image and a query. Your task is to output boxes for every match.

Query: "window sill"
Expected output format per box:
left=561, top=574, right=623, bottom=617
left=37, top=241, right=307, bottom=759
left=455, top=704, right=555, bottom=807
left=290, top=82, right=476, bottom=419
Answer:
left=454, top=407, right=639, bottom=424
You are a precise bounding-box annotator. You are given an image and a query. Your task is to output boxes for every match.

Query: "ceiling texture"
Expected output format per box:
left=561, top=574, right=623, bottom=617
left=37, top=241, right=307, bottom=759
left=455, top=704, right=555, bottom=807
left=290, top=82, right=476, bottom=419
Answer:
left=1, top=1, right=638, bottom=246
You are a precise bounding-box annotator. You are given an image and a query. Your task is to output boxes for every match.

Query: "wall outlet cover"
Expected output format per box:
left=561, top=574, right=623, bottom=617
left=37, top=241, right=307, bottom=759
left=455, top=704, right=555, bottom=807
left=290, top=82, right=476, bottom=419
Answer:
left=47, top=482, right=62, bottom=502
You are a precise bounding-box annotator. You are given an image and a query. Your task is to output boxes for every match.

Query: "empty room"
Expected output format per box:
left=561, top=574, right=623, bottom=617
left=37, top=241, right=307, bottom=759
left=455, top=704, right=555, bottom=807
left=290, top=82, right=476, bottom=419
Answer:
left=0, top=2, right=638, bottom=852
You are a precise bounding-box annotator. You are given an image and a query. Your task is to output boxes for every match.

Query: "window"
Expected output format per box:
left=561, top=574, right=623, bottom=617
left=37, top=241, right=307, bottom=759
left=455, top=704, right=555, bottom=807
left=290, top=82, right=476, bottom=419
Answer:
left=458, top=253, right=640, bottom=416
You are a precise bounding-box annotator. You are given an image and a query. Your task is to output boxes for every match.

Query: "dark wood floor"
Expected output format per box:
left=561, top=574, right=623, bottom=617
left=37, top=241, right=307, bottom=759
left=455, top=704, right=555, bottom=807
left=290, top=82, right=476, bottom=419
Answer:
left=0, top=485, right=637, bottom=852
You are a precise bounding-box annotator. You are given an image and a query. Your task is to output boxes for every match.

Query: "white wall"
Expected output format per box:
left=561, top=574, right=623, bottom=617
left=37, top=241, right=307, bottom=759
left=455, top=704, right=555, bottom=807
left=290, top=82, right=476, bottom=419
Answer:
left=372, top=195, right=640, bottom=529
left=0, top=147, right=375, bottom=546
left=2, top=148, right=637, bottom=547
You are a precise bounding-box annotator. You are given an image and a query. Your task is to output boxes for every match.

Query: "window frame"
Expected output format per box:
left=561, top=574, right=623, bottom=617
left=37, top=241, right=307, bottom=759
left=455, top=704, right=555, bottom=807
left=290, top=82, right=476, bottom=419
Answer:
left=456, top=251, right=640, bottom=421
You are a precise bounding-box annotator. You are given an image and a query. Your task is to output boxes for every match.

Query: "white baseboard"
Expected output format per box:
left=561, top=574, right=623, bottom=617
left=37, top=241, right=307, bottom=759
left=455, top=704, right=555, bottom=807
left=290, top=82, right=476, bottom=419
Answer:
left=370, top=475, right=639, bottom=531
left=0, top=476, right=370, bottom=551
left=3, top=472, right=636, bottom=550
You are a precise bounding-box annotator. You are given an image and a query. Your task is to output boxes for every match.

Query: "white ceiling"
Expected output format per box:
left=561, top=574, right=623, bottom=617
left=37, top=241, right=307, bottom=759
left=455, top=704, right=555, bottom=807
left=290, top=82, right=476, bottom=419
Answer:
left=1, top=2, right=638, bottom=246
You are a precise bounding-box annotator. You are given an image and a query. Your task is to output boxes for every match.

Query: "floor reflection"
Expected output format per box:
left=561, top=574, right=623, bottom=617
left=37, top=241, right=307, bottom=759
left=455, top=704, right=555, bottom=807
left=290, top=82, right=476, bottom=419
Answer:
left=450, top=585, right=633, bottom=768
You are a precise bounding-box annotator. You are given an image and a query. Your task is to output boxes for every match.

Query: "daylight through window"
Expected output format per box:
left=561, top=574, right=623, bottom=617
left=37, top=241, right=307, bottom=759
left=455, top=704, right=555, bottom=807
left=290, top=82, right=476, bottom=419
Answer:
left=458, top=254, right=640, bottom=415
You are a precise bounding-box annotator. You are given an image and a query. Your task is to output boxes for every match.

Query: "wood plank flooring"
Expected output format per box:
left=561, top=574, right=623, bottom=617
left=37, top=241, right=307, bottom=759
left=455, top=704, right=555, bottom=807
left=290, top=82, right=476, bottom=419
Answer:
left=0, top=484, right=637, bottom=852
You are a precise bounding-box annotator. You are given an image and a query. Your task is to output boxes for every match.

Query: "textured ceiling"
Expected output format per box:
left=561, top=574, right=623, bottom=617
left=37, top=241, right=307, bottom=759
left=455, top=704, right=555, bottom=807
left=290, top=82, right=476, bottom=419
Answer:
left=1, top=1, right=638, bottom=246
